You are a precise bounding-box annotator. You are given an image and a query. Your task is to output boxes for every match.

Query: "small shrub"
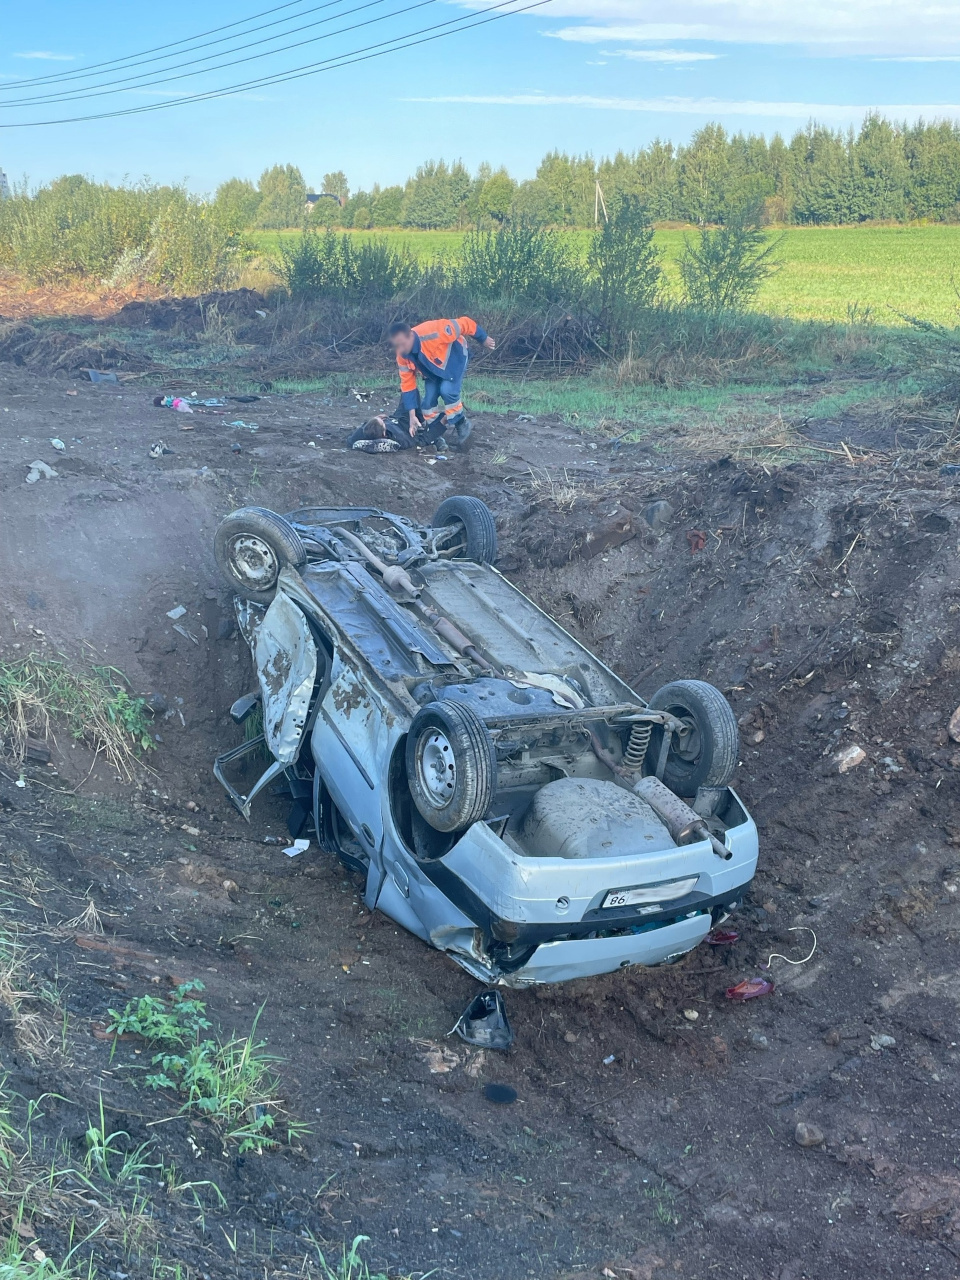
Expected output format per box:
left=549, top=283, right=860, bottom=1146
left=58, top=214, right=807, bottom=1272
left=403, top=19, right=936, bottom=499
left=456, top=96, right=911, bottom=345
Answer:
left=275, top=229, right=418, bottom=300
left=679, top=201, right=784, bottom=314
left=587, top=195, right=663, bottom=350
left=107, top=982, right=291, bottom=1153
left=451, top=221, right=576, bottom=306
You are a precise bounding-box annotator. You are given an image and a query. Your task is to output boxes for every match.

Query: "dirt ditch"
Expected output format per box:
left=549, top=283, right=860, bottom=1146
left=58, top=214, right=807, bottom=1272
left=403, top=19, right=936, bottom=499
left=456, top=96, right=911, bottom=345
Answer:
left=1, top=339, right=960, bottom=1280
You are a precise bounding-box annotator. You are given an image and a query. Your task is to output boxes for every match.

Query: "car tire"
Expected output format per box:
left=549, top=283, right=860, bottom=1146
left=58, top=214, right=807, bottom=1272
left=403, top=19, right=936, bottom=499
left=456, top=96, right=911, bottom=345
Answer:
left=406, top=700, right=497, bottom=833
left=214, top=507, right=306, bottom=604
left=646, top=679, right=739, bottom=794
left=432, top=496, right=498, bottom=564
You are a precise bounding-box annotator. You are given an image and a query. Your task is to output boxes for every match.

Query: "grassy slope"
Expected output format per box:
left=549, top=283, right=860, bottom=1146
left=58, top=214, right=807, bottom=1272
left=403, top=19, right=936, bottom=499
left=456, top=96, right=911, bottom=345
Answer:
left=249, top=225, right=960, bottom=325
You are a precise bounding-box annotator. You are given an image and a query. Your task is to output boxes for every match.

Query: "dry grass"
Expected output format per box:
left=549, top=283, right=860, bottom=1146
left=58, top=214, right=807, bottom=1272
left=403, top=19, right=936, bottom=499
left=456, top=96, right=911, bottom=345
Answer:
left=0, top=927, right=60, bottom=1060
left=0, top=655, right=154, bottom=780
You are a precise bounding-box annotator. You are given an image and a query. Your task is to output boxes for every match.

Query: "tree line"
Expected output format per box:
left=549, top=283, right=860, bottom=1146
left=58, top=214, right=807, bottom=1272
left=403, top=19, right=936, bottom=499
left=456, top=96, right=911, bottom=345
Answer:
left=220, top=116, right=960, bottom=230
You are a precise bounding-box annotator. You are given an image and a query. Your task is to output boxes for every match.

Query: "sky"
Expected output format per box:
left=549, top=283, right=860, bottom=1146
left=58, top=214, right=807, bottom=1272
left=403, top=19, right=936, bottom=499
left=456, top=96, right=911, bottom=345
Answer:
left=3, top=0, right=960, bottom=193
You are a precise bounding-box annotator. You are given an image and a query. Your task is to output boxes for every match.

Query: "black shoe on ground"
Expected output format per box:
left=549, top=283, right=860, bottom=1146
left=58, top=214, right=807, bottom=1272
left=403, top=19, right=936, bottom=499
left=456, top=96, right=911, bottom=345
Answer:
left=452, top=416, right=472, bottom=448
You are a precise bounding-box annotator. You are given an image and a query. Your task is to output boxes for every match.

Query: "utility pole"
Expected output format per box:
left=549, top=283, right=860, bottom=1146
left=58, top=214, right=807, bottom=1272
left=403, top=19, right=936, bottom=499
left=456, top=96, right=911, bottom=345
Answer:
left=594, top=180, right=608, bottom=225
left=0, top=169, right=9, bottom=200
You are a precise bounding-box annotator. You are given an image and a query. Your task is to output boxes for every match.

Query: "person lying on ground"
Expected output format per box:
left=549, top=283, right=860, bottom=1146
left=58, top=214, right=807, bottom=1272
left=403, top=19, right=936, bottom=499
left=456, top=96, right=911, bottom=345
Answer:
left=345, top=404, right=447, bottom=454
left=389, top=316, right=495, bottom=447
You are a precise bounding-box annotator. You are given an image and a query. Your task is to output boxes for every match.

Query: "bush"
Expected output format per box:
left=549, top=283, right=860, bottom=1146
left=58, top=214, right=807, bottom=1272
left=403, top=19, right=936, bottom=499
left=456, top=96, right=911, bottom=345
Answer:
left=679, top=202, right=784, bottom=313
left=587, top=196, right=663, bottom=350
left=450, top=221, right=576, bottom=306
left=275, top=229, right=420, bottom=300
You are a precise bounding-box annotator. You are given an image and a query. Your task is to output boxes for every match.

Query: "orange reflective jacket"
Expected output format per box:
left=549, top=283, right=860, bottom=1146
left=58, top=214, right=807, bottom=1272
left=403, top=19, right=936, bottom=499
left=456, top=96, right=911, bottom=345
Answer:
left=397, top=316, right=488, bottom=409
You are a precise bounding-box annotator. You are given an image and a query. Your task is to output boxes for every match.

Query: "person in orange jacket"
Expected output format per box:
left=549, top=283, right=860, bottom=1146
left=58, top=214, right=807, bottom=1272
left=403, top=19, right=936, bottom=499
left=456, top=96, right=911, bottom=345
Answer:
left=388, top=316, right=495, bottom=447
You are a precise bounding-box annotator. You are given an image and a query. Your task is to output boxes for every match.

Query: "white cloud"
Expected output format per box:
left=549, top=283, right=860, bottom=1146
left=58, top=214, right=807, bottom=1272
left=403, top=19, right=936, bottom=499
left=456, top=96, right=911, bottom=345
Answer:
left=12, top=50, right=75, bottom=61
left=528, top=3, right=960, bottom=56
left=407, top=93, right=960, bottom=119
left=604, top=48, right=720, bottom=60
left=879, top=56, right=960, bottom=62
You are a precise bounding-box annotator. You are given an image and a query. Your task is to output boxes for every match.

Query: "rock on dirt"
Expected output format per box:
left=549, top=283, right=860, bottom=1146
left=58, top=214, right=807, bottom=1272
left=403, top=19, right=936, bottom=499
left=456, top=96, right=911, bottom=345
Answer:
left=835, top=743, right=867, bottom=773
left=949, top=704, right=960, bottom=743
left=794, top=1122, right=825, bottom=1148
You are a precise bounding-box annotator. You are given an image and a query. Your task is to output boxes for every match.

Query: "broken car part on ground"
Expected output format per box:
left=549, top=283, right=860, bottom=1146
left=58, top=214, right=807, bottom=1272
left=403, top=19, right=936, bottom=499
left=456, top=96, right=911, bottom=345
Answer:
left=212, top=498, right=758, bottom=986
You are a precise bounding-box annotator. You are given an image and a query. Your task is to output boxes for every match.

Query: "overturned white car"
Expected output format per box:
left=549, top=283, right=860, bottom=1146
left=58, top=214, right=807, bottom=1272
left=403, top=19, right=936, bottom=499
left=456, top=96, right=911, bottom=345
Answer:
left=213, top=498, right=758, bottom=987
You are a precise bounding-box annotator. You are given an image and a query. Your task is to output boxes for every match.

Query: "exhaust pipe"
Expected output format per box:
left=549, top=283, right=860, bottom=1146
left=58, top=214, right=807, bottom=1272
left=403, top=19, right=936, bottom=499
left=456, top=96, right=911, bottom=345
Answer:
left=634, top=775, right=731, bottom=860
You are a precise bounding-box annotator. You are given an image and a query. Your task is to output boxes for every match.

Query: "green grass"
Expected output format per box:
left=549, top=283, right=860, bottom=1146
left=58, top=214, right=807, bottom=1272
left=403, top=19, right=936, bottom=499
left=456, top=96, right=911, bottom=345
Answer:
left=0, top=655, right=154, bottom=779
left=249, top=224, right=960, bottom=326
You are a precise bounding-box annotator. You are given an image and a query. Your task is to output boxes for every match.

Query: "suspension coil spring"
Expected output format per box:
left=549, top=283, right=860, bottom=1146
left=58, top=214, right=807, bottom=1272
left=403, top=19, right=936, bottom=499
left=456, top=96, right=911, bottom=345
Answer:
left=623, top=721, right=652, bottom=772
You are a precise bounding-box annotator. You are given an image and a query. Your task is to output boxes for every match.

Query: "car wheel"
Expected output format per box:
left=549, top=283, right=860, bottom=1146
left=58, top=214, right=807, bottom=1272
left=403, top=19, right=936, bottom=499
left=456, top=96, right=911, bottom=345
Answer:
left=406, top=700, right=497, bottom=833
left=214, top=507, right=306, bottom=604
left=646, top=679, right=739, bottom=794
left=432, top=496, right=498, bottom=564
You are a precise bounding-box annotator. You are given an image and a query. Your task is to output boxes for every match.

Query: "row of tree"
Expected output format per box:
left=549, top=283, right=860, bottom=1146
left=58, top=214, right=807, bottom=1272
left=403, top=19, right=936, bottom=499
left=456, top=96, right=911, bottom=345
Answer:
left=220, top=116, right=960, bottom=230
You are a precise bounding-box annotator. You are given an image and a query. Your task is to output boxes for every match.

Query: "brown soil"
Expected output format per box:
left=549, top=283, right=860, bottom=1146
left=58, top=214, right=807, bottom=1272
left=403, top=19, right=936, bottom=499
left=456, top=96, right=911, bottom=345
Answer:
left=1, top=310, right=960, bottom=1280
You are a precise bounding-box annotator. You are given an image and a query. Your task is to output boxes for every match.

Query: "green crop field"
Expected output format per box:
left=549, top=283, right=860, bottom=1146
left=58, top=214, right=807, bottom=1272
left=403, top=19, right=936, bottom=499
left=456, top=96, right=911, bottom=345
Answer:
left=249, top=224, right=960, bottom=326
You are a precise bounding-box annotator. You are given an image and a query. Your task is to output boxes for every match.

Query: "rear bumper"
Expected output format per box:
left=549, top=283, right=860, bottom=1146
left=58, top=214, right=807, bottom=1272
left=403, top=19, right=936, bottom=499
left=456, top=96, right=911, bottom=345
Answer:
left=499, top=913, right=713, bottom=986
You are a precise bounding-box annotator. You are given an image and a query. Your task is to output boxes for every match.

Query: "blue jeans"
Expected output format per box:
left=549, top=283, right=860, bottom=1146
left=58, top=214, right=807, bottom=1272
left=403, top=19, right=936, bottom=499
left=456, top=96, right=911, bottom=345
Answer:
left=421, top=362, right=466, bottom=426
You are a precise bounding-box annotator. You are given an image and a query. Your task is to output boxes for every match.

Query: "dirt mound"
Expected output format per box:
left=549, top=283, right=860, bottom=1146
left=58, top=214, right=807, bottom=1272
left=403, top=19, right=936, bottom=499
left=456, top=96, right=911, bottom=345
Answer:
left=0, top=319, right=144, bottom=374
left=109, top=287, right=268, bottom=333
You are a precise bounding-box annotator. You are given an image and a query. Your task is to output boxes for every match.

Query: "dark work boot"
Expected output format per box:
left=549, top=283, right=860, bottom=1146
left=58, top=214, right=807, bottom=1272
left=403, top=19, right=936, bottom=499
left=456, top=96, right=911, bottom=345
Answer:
left=451, top=415, right=472, bottom=448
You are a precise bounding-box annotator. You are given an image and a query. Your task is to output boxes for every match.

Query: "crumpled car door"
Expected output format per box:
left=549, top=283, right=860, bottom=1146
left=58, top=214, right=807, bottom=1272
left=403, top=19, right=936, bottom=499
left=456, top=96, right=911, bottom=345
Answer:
left=255, top=591, right=318, bottom=764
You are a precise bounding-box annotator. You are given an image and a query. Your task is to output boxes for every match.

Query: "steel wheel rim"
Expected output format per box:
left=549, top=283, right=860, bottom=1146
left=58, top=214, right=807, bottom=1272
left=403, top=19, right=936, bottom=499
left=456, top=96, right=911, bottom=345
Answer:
left=230, top=534, right=279, bottom=590
left=671, top=713, right=702, bottom=763
left=417, top=729, right=456, bottom=807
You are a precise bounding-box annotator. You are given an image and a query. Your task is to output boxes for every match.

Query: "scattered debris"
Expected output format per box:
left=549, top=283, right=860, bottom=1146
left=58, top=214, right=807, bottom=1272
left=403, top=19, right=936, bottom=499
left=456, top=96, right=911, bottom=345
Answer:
left=482, top=1082, right=517, bottom=1105
left=419, top=1041, right=460, bottom=1074
left=948, top=705, right=960, bottom=744
left=707, top=927, right=740, bottom=945
left=725, top=977, right=775, bottom=1002
left=83, top=369, right=118, bottom=383
left=180, top=824, right=201, bottom=837
left=166, top=605, right=187, bottom=620
left=49, top=437, right=65, bottom=452
left=516, top=414, right=538, bottom=423
left=229, top=420, right=259, bottom=431
left=602, top=1054, right=616, bottom=1065
left=744, top=1029, right=770, bottom=1050
left=453, top=990, right=514, bottom=1050
left=284, top=838, right=310, bottom=858
left=171, top=623, right=199, bottom=645
left=835, top=743, right=867, bottom=773
left=154, top=395, right=194, bottom=412
left=763, top=927, right=818, bottom=969
left=25, top=460, right=58, bottom=483
left=148, top=441, right=172, bottom=458
left=222, top=879, right=239, bottom=892
left=683, top=1009, right=699, bottom=1022
left=642, top=499, right=674, bottom=531
left=687, top=529, right=707, bottom=554
left=870, top=1033, right=896, bottom=1051
left=794, top=1122, right=824, bottom=1148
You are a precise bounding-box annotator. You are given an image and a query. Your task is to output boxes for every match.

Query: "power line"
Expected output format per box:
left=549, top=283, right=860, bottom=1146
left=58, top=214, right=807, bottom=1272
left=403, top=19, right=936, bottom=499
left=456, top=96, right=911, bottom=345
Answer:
left=0, top=0, right=412, bottom=108
left=0, top=0, right=317, bottom=90
left=0, top=0, right=547, bottom=128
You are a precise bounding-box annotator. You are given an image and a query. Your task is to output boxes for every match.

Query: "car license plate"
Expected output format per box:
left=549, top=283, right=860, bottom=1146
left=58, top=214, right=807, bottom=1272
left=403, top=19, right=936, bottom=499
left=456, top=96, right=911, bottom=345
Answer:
left=603, top=889, right=660, bottom=910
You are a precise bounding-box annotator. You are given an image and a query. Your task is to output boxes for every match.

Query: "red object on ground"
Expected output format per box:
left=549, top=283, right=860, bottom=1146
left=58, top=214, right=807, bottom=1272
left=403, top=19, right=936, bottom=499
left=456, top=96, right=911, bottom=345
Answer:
left=707, top=928, right=740, bottom=945
left=687, top=529, right=707, bottom=553
left=725, top=977, right=775, bottom=1002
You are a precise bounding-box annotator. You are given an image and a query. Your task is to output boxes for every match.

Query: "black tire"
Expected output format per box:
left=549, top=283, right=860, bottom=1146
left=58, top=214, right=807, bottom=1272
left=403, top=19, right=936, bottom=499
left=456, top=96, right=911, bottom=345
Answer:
left=646, top=679, right=739, bottom=795
left=214, top=507, right=306, bottom=604
left=406, top=700, right=497, bottom=833
left=432, top=495, right=498, bottom=564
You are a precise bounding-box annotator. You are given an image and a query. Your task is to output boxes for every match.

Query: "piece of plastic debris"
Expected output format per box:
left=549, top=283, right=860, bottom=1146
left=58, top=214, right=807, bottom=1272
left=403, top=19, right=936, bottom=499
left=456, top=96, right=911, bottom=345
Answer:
left=835, top=743, right=867, bottom=773
left=707, top=927, right=740, bottom=945
left=83, top=369, right=118, bottom=383
left=284, top=838, right=310, bottom=858
left=763, top=926, right=818, bottom=969
left=199, top=398, right=226, bottom=407
left=228, top=394, right=261, bottom=403
left=153, top=395, right=194, bottom=413
left=66, top=389, right=78, bottom=396
left=180, top=824, right=200, bottom=837
left=148, top=442, right=172, bottom=459
left=453, top=990, right=514, bottom=1050
left=482, top=1082, right=517, bottom=1105
left=725, top=977, right=775, bottom=1002
left=172, top=623, right=199, bottom=645
left=948, top=704, right=960, bottom=744
left=516, top=414, right=537, bottom=423
left=683, top=1009, right=699, bottom=1022
left=255, top=309, right=267, bottom=318
left=306, top=441, right=317, bottom=448
left=229, top=420, right=259, bottom=431
left=15, top=779, right=26, bottom=789
left=870, top=1033, right=896, bottom=1051
left=25, top=460, right=58, bottom=483
left=49, top=438, right=66, bottom=452
left=794, top=1122, right=824, bottom=1148
left=166, top=605, right=187, bottom=620
left=602, top=1054, right=616, bottom=1064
